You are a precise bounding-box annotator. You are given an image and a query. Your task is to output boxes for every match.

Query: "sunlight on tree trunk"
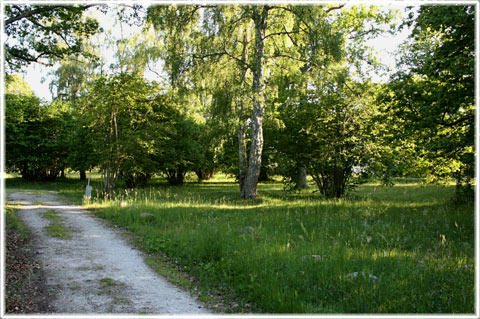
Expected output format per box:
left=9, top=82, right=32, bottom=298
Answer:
left=241, top=6, right=268, bottom=200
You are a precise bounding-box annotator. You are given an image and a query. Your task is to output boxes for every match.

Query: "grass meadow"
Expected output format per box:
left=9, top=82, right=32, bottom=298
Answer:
left=5, top=173, right=475, bottom=313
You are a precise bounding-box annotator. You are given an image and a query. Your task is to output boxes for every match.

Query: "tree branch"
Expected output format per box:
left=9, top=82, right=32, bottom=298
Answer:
left=265, top=52, right=309, bottom=64
left=348, top=27, right=383, bottom=40
left=6, top=5, right=64, bottom=25
left=224, top=47, right=250, bottom=69
left=284, top=24, right=299, bottom=47
left=5, top=5, right=95, bottom=26
left=439, top=112, right=473, bottom=128
left=26, top=16, right=75, bottom=50
left=192, top=47, right=250, bottom=70
left=266, top=51, right=360, bottom=97
left=192, top=51, right=225, bottom=60
left=263, top=28, right=301, bottom=42
left=324, top=5, right=345, bottom=14
left=7, top=48, right=53, bottom=66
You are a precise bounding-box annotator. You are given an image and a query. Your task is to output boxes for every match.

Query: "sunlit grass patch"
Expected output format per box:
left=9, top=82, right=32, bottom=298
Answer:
left=42, top=210, right=71, bottom=239
left=99, top=277, right=121, bottom=288
left=87, top=177, right=474, bottom=313
left=6, top=174, right=474, bottom=313
left=5, top=205, right=29, bottom=239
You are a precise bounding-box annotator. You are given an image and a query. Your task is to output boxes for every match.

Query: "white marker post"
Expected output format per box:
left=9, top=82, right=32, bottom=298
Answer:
left=85, top=176, right=92, bottom=200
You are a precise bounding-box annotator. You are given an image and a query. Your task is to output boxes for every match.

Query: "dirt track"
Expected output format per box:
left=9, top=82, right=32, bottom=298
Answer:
left=6, top=190, right=210, bottom=315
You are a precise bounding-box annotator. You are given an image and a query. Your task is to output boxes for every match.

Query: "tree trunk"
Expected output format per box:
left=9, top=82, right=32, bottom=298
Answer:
left=167, top=170, right=185, bottom=185
left=238, top=121, right=248, bottom=192
left=104, top=168, right=112, bottom=197
left=80, top=170, right=86, bottom=181
left=195, top=169, right=214, bottom=181
left=241, top=6, right=268, bottom=200
left=295, top=161, right=309, bottom=190
left=238, top=28, right=249, bottom=195
left=104, top=109, right=120, bottom=197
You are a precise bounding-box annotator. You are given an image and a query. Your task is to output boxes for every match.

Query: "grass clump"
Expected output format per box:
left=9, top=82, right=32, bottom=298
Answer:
left=99, top=277, right=118, bottom=287
left=98, top=277, right=126, bottom=297
left=5, top=205, right=29, bottom=239
left=42, top=210, right=71, bottom=239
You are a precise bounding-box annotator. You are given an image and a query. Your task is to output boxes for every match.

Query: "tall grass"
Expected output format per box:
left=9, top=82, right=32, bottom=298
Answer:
left=82, top=176, right=474, bottom=313
left=5, top=174, right=474, bottom=313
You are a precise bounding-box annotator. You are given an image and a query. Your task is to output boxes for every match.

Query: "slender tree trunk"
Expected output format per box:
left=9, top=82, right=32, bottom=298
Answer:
left=238, top=28, right=249, bottom=195
left=113, top=109, right=120, bottom=189
left=241, top=6, right=268, bottom=200
left=105, top=110, right=120, bottom=197
left=80, top=170, right=86, bottom=181
left=104, top=168, right=111, bottom=196
left=238, top=122, right=247, bottom=193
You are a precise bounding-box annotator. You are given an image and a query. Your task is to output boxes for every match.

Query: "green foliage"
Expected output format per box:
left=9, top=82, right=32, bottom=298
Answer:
left=193, top=131, right=218, bottom=181
left=48, top=52, right=104, bottom=179
left=49, top=58, right=88, bottom=102
left=5, top=74, right=34, bottom=95
left=160, top=112, right=204, bottom=185
left=146, top=4, right=396, bottom=199
left=81, top=74, right=176, bottom=191
left=4, top=4, right=475, bottom=313
left=274, top=71, right=380, bottom=198
left=5, top=85, right=70, bottom=181
left=80, top=73, right=208, bottom=189
left=65, top=115, right=98, bottom=180
left=5, top=5, right=101, bottom=72
left=382, top=5, right=475, bottom=200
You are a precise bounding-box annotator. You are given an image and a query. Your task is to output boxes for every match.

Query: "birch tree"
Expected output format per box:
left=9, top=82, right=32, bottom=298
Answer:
left=147, top=4, right=394, bottom=200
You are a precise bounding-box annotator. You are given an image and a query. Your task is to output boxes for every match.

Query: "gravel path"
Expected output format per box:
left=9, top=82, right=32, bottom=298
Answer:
left=7, top=190, right=211, bottom=316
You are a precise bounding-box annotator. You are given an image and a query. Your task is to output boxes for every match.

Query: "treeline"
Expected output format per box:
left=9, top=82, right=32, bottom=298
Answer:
left=5, top=74, right=215, bottom=189
left=4, top=4, right=475, bottom=201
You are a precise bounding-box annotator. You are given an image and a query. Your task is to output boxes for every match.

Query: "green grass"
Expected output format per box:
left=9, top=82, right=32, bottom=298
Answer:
left=98, top=277, right=125, bottom=297
left=6, top=174, right=475, bottom=313
left=99, top=277, right=119, bottom=287
left=86, top=176, right=474, bottom=314
left=5, top=205, right=29, bottom=239
left=42, top=210, right=71, bottom=239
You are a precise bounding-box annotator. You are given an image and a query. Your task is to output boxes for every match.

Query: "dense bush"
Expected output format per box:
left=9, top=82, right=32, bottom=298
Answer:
left=5, top=89, right=68, bottom=181
left=274, top=73, right=378, bottom=198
